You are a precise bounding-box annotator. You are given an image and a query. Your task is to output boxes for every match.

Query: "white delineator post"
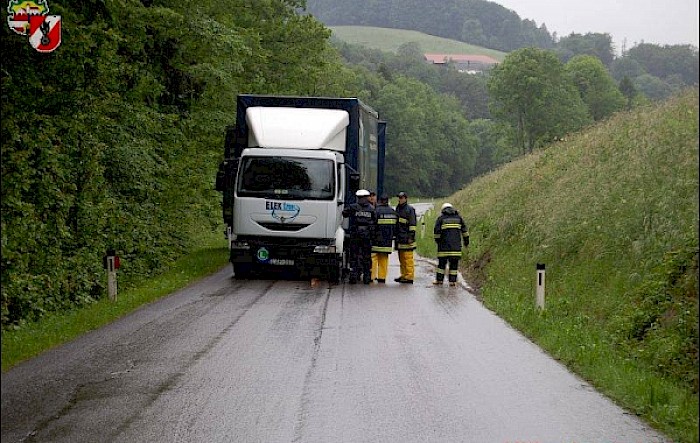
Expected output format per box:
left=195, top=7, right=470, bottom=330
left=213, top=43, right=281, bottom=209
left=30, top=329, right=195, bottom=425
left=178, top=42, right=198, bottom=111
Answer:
left=536, top=263, right=545, bottom=309
left=104, top=250, right=120, bottom=301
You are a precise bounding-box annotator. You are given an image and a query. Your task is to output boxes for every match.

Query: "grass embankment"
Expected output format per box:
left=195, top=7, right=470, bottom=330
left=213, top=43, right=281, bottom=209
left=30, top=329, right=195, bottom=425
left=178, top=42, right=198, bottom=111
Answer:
left=330, top=25, right=507, bottom=61
left=1, top=231, right=229, bottom=372
left=417, top=89, right=699, bottom=443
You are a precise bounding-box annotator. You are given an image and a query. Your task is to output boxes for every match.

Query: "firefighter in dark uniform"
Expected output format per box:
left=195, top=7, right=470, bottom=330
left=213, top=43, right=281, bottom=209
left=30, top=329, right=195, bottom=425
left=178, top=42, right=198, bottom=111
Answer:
left=343, top=189, right=377, bottom=284
left=394, top=191, right=417, bottom=284
left=371, top=194, right=398, bottom=283
left=433, top=202, right=469, bottom=287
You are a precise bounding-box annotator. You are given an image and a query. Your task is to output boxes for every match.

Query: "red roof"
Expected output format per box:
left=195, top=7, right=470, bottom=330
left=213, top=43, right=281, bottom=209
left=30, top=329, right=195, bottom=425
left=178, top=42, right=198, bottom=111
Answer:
left=424, top=54, right=499, bottom=65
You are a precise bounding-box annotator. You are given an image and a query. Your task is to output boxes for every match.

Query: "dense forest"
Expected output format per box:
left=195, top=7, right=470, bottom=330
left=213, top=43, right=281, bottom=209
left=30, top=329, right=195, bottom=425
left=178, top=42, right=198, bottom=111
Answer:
left=1, top=0, right=697, bottom=327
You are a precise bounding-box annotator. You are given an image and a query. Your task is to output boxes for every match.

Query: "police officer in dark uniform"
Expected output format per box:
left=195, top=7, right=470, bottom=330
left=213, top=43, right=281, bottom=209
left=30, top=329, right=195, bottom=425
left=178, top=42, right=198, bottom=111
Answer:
left=371, top=194, right=398, bottom=283
left=343, top=189, right=377, bottom=284
left=433, top=203, right=469, bottom=287
left=368, top=190, right=379, bottom=281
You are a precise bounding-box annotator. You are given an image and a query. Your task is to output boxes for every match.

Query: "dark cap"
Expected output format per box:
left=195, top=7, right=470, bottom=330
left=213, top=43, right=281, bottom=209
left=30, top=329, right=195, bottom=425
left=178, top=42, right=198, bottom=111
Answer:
left=397, top=192, right=408, bottom=198
left=379, top=193, right=389, bottom=202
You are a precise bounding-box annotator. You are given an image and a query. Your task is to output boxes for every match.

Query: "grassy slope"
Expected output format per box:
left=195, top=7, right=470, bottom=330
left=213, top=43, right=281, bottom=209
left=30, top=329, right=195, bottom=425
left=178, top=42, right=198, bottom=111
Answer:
left=418, top=89, right=699, bottom=442
left=329, top=25, right=507, bottom=61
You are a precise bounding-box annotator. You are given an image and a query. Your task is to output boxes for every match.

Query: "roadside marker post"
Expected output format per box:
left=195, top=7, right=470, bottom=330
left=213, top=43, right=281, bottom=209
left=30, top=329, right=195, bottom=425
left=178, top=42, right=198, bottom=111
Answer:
left=420, top=207, right=433, bottom=238
left=103, top=250, right=120, bottom=301
left=536, top=263, right=545, bottom=309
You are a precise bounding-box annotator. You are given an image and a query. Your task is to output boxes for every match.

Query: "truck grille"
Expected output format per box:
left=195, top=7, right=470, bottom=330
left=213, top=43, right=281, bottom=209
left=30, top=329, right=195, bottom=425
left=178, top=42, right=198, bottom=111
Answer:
left=257, top=222, right=310, bottom=232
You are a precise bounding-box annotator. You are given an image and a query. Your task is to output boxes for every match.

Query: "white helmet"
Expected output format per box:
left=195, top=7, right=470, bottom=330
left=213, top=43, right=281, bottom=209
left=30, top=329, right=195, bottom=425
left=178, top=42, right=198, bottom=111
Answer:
left=441, top=202, right=453, bottom=210
left=356, top=189, right=370, bottom=197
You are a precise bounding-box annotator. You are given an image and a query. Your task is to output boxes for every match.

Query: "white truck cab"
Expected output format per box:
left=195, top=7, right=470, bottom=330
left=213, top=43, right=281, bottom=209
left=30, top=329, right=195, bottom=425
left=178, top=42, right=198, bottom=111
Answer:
left=216, top=95, right=386, bottom=282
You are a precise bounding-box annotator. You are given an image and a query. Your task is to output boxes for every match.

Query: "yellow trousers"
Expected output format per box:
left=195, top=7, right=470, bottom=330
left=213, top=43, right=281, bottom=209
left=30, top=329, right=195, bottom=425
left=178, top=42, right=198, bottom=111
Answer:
left=398, top=250, right=414, bottom=280
left=371, top=252, right=378, bottom=280
left=375, top=253, right=390, bottom=280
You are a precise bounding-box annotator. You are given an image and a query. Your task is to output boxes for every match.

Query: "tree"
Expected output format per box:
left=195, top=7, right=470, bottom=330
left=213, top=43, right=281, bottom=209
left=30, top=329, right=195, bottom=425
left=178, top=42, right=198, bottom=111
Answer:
left=557, top=32, right=615, bottom=67
left=627, top=43, right=699, bottom=86
left=565, top=55, right=625, bottom=121
left=437, top=66, right=491, bottom=120
left=468, top=119, right=518, bottom=177
left=371, top=76, right=478, bottom=196
left=487, top=48, right=591, bottom=153
left=609, top=56, right=646, bottom=81
left=634, top=74, right=678, bottom=101
left=618, top=76, right=637, bottom=110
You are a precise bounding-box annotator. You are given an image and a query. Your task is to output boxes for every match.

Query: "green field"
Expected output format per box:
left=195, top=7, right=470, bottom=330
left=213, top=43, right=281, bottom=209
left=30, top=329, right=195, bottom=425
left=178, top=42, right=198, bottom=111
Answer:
left=329, top=25, right=507, bottom=61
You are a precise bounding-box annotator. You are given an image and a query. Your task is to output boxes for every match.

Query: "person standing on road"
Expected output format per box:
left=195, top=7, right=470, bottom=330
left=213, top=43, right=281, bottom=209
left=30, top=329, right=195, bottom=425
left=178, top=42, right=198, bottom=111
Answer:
left=368, top=190, right=379, bottom=282
left=371, top=194, right=398, bottom=284
left=343, top=189, right=377, bottom=284
left=394, top=191, right=417, bottom=284
left=433, top=202, right=469, bottom=287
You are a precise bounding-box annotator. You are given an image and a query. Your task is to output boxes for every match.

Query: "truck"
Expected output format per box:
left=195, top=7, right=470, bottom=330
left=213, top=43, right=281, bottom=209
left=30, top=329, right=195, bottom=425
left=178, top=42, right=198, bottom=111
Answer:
left=215, top=95, right=386, bottom=283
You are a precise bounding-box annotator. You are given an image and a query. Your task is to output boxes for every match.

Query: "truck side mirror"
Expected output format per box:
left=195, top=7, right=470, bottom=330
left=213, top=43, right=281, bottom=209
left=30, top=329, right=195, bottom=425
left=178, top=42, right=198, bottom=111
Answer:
left=215, top=159, right=240, bottom=192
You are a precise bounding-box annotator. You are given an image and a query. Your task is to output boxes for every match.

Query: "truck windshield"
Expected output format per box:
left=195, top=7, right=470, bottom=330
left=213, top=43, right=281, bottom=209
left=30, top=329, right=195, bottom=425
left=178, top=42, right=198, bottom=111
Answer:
left=237, top=157, right=335, bottom=200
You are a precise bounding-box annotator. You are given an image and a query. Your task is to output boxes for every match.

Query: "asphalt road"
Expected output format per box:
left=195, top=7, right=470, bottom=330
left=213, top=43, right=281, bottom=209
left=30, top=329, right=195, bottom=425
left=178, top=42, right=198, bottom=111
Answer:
left=1, top=203, right=671, bottom=443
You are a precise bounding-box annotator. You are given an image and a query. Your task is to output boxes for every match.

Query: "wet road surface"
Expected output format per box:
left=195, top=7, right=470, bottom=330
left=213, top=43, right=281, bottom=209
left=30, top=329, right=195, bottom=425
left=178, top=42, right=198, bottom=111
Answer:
left=1, top=205, right=671, bottom=442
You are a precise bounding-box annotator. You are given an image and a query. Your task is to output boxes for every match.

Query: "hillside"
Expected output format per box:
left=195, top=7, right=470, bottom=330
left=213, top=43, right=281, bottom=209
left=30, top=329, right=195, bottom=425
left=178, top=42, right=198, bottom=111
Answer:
left=418, top=89, right=699, bottom=442
left=306, top=0, right=555, bottom=52
left=329, top=26, right=507, bottom=61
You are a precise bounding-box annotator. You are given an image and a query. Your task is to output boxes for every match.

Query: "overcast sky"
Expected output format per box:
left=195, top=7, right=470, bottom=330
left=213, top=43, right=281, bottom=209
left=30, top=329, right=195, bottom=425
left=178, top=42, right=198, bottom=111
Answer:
left=493, top=0, right=699, bottom=53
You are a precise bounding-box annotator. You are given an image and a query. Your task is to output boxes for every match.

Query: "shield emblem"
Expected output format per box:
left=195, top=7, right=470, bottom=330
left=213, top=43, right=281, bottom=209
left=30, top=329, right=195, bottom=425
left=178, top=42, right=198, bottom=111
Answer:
left=7, top=11, right=30, bottom=34
left=6, top=1, right=49, bottom=35
left=28, top=14, right=61, bottom=53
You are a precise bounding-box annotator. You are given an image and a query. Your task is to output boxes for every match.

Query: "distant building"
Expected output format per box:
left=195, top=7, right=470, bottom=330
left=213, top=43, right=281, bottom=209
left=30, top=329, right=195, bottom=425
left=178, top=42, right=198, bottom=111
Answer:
left=424, top=53, right=499, bottom=74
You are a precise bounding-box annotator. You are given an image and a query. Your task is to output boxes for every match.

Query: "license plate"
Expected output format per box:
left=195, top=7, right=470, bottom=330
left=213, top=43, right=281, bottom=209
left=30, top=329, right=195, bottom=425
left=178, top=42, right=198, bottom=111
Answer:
left=269, top=258, right=294, bottom=266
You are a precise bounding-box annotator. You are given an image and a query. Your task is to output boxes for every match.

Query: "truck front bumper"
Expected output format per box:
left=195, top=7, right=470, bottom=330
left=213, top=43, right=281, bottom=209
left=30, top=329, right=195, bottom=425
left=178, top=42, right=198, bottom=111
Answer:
left=230, top=238, right=340, bottom=268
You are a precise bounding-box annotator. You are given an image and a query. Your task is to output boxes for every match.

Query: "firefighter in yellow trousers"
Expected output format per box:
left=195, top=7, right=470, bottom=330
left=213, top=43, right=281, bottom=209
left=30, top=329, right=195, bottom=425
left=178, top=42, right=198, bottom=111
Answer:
left=394, top=192, right=417, bottom=284
left=371, top=194, right=398, bottom=283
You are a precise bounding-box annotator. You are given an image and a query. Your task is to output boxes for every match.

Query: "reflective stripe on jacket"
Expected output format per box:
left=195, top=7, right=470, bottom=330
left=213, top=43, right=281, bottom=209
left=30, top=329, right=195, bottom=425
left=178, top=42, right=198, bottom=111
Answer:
left=372, top=203, right=398, bottom=253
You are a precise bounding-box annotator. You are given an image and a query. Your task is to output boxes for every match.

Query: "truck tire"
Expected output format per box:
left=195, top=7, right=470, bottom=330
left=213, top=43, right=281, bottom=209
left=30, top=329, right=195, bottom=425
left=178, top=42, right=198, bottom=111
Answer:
left=233, top=263, right=253, bottom=279
left=327, top=251, right=347, bottom=284
left=328, top=263, right=342, bottom=284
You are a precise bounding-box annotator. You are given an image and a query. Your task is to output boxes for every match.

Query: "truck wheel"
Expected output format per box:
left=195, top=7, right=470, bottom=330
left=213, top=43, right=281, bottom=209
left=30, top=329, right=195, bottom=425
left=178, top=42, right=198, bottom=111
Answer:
left=328, top=263, right=342, bottom=284
left=327, top=252, right=347, bottom=284
left=233, top=263, right=253, bottom=279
